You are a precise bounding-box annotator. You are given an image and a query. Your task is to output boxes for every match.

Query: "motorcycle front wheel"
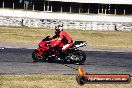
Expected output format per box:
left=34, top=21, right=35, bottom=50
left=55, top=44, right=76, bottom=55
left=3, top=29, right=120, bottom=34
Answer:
left=32, top=49, right=44, bottom=62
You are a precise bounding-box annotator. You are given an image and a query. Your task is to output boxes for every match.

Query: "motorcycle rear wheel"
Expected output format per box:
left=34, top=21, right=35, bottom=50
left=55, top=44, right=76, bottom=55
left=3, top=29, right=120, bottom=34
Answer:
left=70, top=50, right=86, bottom=64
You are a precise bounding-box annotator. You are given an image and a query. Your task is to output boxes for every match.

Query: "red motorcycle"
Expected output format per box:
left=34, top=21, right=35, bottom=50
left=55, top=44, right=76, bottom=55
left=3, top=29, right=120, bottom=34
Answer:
left=32, top=36, right=87, bottom=64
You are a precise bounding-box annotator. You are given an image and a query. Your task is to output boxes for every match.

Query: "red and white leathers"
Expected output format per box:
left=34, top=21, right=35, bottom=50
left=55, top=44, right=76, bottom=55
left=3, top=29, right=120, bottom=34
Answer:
left=51, top=31, right=73, bottom=51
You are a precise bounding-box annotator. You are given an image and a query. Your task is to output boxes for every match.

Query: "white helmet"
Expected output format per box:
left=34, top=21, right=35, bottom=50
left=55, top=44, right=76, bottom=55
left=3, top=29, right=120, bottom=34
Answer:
left=55, top=24, right=63, bottom=32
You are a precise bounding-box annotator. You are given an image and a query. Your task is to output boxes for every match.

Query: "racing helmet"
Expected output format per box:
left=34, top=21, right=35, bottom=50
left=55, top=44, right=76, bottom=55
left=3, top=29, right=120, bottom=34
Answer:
left=55, top=24, right=63, bottom=32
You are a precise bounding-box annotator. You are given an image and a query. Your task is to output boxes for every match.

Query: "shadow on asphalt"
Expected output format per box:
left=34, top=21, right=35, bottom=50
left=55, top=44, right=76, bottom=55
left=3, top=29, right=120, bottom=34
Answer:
left=0, top=48, right=132, bottom=64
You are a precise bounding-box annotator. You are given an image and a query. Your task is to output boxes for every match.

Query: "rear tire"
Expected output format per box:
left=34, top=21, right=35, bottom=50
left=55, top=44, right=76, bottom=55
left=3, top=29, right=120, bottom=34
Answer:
left=70, top=50, right=86, bottom=64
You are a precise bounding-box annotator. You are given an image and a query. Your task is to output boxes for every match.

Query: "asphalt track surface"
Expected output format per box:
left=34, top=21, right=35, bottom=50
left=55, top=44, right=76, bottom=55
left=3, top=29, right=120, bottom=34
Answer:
left=0, top=48, right=132, bottom=75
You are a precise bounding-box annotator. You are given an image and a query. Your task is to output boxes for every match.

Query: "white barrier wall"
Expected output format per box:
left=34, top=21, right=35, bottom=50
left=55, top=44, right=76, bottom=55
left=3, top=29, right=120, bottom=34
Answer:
left=0, top=16, right=132, bottom=31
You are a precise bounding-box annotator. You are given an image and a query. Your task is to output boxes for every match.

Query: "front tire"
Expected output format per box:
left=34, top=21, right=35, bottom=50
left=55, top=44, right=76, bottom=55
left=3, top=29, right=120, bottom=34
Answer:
left=32, top=49, right=44, bottom=62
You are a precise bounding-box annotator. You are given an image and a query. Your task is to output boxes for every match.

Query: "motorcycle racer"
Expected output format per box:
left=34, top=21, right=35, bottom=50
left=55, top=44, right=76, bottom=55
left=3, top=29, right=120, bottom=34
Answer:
left=51, top=24, right=73, bottom=51
left=33, top=24, right=74, bottom=62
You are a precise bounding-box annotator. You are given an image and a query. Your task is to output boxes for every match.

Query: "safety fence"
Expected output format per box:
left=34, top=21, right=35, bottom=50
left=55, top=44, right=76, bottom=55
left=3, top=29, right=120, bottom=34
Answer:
left=0, top=16, right=132, bottom=31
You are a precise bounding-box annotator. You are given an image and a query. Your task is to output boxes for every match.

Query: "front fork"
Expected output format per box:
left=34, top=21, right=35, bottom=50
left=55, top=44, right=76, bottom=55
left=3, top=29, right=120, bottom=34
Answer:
left=37, top=48, right=43, bottom=57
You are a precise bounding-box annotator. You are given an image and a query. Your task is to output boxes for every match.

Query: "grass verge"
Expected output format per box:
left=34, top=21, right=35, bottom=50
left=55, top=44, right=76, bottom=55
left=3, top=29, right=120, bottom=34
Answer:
left=0, top=75, right=131, bottom=88
left=0, top=26, right=132, bottom=48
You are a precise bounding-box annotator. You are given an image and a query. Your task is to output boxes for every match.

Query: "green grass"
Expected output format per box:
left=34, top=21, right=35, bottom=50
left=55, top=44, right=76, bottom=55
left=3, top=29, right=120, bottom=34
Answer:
left=0, top=75, right=131, bottom=88
left=0, top=26, right=132, bottom=48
